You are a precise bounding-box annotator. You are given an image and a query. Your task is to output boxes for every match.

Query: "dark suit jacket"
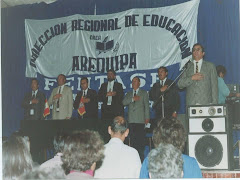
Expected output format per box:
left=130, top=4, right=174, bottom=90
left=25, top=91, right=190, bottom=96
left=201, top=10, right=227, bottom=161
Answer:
left=149, top=79, right=180, bottom=118
left=22, top=91, right=46, bottom=120
left=98, top=81, right=124, bottom=118
left=73, top=89, right=98, bottom=118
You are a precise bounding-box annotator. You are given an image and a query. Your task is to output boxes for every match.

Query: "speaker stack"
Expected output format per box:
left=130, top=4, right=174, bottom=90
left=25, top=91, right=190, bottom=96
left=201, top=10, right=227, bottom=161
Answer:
left=188, top=104, right=234, bottom=170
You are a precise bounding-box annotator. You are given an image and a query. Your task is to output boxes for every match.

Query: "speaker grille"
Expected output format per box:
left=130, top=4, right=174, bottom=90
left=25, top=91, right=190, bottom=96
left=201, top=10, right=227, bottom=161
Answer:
left=195, top=135, right=223, bottom=167
left=202, top=118, right=214, bottom=132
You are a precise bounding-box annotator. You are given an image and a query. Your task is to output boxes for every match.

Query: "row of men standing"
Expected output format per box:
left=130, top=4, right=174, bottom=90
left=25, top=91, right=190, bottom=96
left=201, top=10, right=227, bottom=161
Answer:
left=22, top=67, right=180, bottom=122
left=22, top=43, right=218, bottom=160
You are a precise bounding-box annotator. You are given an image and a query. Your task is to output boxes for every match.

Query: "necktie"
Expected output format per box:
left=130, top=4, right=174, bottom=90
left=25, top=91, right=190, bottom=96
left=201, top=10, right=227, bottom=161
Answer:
left=161, top=80, right=164, bottom=86
left=196, top=62, right=199, bottom=73
left=83, top=91, right=86, bottom=97
left=57, top=87, right=61, bottom=109
left=134, top=90, right=137, bottom=103
left=32, top=92, right=36, bottom=99
left=134, top=90, right=137, bottom=97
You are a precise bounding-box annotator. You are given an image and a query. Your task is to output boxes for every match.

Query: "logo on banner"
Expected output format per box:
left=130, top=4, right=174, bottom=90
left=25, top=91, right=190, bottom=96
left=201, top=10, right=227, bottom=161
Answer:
left=96, top=36, right=119, bottom=56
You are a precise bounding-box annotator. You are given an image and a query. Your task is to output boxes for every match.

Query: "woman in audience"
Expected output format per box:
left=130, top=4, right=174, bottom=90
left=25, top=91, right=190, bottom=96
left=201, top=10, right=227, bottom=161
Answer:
left=61, top=130, right=105, bottom=179
left=20, top=166, right=66, bottom=179
left=140, top=117, right=202, bottom=178
left=148, top=143, right=183, bottom=178
left=40, top=132, right=69, bottom=169
left=3, top=132, right=33, bottom=180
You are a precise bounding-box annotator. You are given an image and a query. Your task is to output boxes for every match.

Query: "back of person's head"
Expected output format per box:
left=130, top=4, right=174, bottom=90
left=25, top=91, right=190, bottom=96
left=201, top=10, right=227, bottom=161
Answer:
left=20, top=166, right=66, bottom=179
left=61, top=130, right=105, bottom=174
left=53, top=132, right=69, bottom=154
left=3, top=132, right=33, bottom=179
left=153, top=117, right=186, bottom=152
left=216, top=65, right=227, bottom=76
left=148, top=143, right=183, bottom=178
left=110, top=116, right=128, bottom=134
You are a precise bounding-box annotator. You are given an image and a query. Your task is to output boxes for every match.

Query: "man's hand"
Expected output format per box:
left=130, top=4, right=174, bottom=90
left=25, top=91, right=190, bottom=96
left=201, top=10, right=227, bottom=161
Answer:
left=106, top=91, right=117, bottom=97
left=53, top=94, right=62, bottom=100
left=172, top=112, right=177, bottom=118
left=31, top=99, right=39, bottom=104
left=192, top=73, right=204, bottom=81
left=82, top=97, right=90, bottom=103
left=133, top=95, right=140, bottom=101
left=112, top=91, right=116, bottom=96
left=160, top=85, right=168, bottom=92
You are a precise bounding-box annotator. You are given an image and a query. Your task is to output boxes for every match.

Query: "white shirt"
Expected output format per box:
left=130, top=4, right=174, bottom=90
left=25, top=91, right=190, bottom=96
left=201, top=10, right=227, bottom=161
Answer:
left=107, top=81, right=114, bottom=105
left=40, top=153, right=63, bottom=169
left=58, top=85, right=65, bottom=94
left=32, top=89, right=38, bottom=97
left=159, top=77, right=167, bottom=86
left=194, top=59, right=203, bottom=73
left=132, top=88, right=139, bottom=102
left=82, top=88, right=88, bottom=97
left=94, top=138, right=141, bottom=178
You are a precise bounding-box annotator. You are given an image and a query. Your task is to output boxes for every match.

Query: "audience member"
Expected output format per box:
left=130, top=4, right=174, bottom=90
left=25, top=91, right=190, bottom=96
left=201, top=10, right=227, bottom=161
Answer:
left=178, top=43, right=218, bottom=105
left=94, top=116, right=141, bottom=178
left=122, top=76, right=150, bottom=161
left=61, top=130, right=105, bottom=179
left=48, top=74, right=73, bottom=119
left=22, top=78, right=46, bottom=120
left=3, top=132, right=33, bottom=179
left=40, top=133, right=68, bottom=169
left=148, top=143, right=183, bottom=178
left=20, top=166, right=66, bottom=179
left=140, top=117, right=202, bottom=178
left=216, top=65, right=240, bottom=104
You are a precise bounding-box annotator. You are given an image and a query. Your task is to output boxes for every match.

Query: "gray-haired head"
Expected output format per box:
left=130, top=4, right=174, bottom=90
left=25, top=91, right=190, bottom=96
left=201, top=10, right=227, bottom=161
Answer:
left=148, top=143, right=183, bottom=179
left=110, top=116, right=128, bottom=134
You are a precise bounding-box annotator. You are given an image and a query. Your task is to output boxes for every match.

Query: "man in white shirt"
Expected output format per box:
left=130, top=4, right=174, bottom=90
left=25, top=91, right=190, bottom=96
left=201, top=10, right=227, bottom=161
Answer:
left=94, top=116, right=141, bottom=178
left=178, top=43, right=218, bottom=105
left=48, top=74, right=73, bottom=120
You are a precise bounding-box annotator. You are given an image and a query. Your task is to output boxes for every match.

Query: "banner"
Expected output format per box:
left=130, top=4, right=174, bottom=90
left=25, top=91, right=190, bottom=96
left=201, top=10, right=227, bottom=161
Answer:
left=25, top=0, right=200, bottom=78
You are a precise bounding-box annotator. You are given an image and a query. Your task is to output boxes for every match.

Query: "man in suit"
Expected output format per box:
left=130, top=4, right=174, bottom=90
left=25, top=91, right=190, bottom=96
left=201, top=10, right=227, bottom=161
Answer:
left=123, top=76, right=150, bottom=161
left=149, top=66, right=180, bottom=119
left=98, top=69, right=124, bottom=121
left=48, top=74, right=73, bottom=120
left=178, top=43, right=218, bottom=106
left=22, top=78, right=46, bottom=120
left=73, top=77, right=98, bottom=119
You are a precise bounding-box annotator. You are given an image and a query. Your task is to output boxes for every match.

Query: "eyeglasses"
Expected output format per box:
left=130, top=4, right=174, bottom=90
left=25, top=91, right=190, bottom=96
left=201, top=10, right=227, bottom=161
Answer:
left=192, top=48, right=203, bottom=52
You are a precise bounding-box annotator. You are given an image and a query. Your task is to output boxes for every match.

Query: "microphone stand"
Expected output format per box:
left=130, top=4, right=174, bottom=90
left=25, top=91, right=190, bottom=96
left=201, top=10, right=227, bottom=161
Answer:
left=152, top=61, right=191, bottom=117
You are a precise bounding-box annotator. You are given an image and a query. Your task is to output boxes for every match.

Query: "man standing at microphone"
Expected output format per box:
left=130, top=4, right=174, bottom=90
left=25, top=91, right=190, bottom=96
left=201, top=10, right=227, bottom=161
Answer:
left=149, top=66, right=180, bottom=119
left=178, top=43, right=218, bottom=106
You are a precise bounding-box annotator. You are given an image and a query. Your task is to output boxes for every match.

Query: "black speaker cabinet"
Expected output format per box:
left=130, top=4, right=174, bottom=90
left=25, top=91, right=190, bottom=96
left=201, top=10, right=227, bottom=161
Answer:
left=187, top=104, right=234, bottom=170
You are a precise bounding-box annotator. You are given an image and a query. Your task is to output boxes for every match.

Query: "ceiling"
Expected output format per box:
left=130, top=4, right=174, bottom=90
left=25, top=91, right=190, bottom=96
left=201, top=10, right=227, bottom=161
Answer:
left=1, top=0, right=56, bottom=8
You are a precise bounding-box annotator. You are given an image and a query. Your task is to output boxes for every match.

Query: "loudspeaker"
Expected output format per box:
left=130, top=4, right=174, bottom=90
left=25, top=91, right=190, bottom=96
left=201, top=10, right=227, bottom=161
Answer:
left=187, top=104, right=234, bottom=170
